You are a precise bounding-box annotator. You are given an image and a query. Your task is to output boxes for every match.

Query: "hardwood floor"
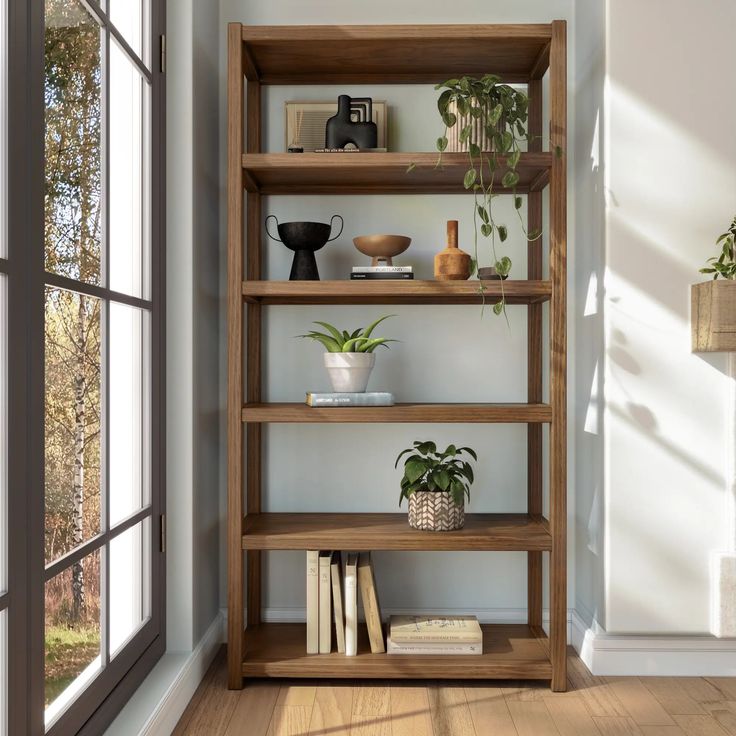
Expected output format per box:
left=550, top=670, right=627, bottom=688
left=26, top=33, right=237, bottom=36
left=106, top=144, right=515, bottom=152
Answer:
left=173, top=648, right=736, bottom=736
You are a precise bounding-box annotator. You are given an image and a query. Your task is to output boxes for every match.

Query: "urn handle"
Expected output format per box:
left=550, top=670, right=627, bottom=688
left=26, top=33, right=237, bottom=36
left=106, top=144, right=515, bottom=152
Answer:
left=327, top=214, right=344, bottom=242
left=265, top=215, right=281, bottom=242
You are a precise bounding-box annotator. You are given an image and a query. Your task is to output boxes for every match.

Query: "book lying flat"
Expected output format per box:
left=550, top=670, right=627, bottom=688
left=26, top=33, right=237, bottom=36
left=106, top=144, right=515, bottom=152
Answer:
left=306, top=392, right=394, bottom=407
left=389, top=615, right=483, bottom=644
left=350, top=272, right=414, bottom=280
left=352, top=265, right=413, bottom=273
left=386, top=635, right=482, bottom=655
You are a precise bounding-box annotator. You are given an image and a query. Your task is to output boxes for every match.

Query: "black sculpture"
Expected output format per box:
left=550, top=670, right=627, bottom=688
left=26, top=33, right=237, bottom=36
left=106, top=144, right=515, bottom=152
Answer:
left=265, top=215, right=343, bottom=280
left=325, top=95, right=378, bottom=150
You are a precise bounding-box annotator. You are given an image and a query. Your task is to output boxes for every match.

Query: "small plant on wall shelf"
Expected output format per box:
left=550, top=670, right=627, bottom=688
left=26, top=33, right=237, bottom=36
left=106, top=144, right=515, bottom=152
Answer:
left=396, top=441, right=477, bottom=531
left=700, top=216, right=736, bottom=280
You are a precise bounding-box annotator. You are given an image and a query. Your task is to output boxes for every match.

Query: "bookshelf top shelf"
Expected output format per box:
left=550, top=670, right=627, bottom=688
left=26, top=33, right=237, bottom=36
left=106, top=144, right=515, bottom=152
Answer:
left=242, top=152, right=551, bottom=195
left=238, top=24, right=553, bottom=84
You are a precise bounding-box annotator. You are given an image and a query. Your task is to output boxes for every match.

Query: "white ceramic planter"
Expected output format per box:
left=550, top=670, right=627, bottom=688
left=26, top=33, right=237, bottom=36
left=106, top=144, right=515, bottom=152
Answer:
left=323, top=352, right=376, bottom=393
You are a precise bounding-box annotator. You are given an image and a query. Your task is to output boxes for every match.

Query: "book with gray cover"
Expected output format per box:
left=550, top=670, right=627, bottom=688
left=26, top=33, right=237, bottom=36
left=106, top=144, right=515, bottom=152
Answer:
left=306, top=392, right=394, bottom=407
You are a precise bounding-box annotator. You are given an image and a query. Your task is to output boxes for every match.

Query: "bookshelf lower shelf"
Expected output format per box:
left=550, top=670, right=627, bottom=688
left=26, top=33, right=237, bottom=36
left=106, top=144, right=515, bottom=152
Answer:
left=241, top=623, right=552, bottom=679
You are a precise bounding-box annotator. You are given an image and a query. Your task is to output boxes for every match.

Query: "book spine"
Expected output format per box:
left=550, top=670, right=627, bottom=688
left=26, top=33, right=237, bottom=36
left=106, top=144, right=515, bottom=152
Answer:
left=331, top=552, right=345, bottom=654
left=390, top=633, right=483, bottom=644
left=350, top=273, right=414, bottom=280
left=352, top=266, right=413, bottom=273
left=345, top=554, right=358, bottom=656
left=319, top=552, right=332, bottom=654
left=306, top=550, right=319, bottom=654
left=387, top=639, right=482, bottom=655
left=306, top=393, right=394, bottom=407
left=358, top=553, right=385, bottom=654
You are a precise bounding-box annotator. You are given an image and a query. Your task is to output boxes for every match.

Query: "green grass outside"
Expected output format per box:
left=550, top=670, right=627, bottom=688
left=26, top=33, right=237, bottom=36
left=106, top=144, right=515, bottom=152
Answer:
left=45, top=625, right=100, bottom=706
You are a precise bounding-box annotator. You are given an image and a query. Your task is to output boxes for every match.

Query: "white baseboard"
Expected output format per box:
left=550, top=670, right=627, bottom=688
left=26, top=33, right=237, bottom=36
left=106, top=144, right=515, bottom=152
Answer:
left=571, top=609, right=736, bottom=676
left=104, top=612, right=224, bottom=736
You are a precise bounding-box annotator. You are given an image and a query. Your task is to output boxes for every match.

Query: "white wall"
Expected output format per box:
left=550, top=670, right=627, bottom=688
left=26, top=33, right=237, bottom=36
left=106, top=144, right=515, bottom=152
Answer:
left=217, top=0, right=578, bottom=620
left=603, top=0, right=736, bottom=634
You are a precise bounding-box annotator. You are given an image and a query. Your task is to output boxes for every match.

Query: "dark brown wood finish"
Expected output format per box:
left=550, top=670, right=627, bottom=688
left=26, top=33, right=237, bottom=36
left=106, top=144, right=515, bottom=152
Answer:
left=241, top=513, right=552, bottom=551
left=242, top=152, right=552, bottom=195
left=527, top=77, right=544, bottom=633
left=549, top=19, right=568, bottom=692
left=242, top=279, right=552, bottom=305
left=241, top=402, right=553, bottom=424
left=241, top=623, right=552, bottom=679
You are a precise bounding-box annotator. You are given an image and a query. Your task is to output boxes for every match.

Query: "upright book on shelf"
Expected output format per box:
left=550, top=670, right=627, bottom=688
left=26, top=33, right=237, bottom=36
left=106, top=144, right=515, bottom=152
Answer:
left=318, top=551, right=332, bottom=653
left=358, top=552, right=385, bottom=653
left=330, top=551, right=346, bottom=654
left=306, top=550, right=320, bottom=654
left=344, top=553, right=359, bottom=657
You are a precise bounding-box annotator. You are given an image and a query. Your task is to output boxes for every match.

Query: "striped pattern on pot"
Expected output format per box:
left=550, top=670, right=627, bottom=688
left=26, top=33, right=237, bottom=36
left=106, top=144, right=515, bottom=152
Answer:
left=408, top=490, right=465, bottom=531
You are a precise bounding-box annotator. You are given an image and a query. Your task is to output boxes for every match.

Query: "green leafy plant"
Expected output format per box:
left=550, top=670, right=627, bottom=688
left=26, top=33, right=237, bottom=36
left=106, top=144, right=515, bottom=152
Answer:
left=432, top=75, right=543, bottom=316
left=395, top=441, right=477, bottom=507
left=298, top=314, right=396, bottom=353
left=700, top=216, right=736, bottom=280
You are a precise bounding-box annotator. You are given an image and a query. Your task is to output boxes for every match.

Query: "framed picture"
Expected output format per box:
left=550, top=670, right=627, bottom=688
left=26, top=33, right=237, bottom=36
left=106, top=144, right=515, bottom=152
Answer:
left=285, top=100, right=388, bottom=151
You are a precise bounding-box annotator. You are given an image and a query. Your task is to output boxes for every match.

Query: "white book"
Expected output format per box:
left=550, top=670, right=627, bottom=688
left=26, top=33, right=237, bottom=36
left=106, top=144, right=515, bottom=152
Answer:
left=386, top=634, right=482, bottom=655
left=351, top=265, right=413, bottom=273
left=345, top=553, right=359, bottom=656
left=331, top=552, right=346, bottom=654
left=306, top=550, right=319, bottom=654
left=319, top=552, right=332, bottom=654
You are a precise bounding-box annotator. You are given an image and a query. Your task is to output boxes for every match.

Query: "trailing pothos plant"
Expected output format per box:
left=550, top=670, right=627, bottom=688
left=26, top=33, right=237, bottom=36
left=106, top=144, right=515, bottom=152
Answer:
left=395, top=441, right=477, bottom=507
left=700, top=216, right=736, bottom=280
left=414, top=75, right=548, bottom=316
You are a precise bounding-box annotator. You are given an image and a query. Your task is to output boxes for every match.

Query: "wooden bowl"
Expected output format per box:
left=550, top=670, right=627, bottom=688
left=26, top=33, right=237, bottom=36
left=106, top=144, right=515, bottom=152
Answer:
left=353, top=234, right=411, bottom=266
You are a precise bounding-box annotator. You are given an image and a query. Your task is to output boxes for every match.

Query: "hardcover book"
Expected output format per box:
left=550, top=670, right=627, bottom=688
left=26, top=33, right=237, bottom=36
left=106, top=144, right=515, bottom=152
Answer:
left=351, top=265, right=413, bottom=273
left=386, top=635, right=482, bottom=655
left=345, top=554, right=359, bottom=656
left=358, top=552, right=385, bottom=653
left=306, top=392, right=394, bottom=407
left=389, top=615, right=482, bottom=644
left=306, top=551, right=320, bottom=654
left=330, top=552, right=346, bottom=654
left=350, top=272, right=414, bottom=280
left=319, top=551, right=332, bottom=653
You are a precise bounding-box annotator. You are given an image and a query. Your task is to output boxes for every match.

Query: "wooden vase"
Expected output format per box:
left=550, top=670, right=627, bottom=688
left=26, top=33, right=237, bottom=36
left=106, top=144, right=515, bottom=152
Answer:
left=434, top=220, right=471, bottom=281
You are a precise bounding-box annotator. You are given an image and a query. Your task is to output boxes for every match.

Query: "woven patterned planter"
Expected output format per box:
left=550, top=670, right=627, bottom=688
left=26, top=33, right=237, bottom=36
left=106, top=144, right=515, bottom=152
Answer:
left=408, top=491, right=465, bottom=531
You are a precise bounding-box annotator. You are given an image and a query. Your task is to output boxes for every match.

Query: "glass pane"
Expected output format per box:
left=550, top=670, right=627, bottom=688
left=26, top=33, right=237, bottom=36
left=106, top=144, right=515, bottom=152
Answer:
left=0, top=277, right=5, bottom=593
left=109, top=519, right=150, bottom=655
left=109, top=303, right=149, bottom=524
left=44, top=0, right=102, bottom=285
left=109, top=38, right=149, bottom=298
left=108, top=0, right=146, bottom=65
left=45, top=549, right=101, bottom=720
left=45, top=288, right=102, bottom=564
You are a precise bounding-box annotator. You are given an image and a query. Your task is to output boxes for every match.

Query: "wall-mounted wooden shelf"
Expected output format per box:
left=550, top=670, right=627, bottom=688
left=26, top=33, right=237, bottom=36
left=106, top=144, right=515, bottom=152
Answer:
left=242, top=152, right=551, bottom=195
left=241, top=513, right=551, bottom=551
left=241, top=402, right=552, bottom=424
left=242, top=623, right=552, bottom=679
left=228, top=21, right=568, bottom=691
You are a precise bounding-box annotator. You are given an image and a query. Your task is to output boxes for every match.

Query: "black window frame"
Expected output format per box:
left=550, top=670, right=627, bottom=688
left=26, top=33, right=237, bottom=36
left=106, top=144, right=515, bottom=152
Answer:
left=5, top=0, right=166, bottom=733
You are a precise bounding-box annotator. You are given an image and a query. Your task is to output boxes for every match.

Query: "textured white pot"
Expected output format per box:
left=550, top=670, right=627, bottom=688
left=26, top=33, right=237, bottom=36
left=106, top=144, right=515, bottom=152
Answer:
left=323, top=352, right=376, bottom=393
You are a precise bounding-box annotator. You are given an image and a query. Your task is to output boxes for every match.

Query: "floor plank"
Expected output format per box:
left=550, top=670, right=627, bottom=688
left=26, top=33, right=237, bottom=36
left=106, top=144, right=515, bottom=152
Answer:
left=465, top=685, right=518, bottom=736
left=708, top=682, right=736, bottom=702
left=428, top=685, right=477, bottom=736
left=568, top=658, right=628, bottom=717
left=593, top=716, right=645, bottom=736
left=606, top=679, right=676, bottom=726
left=224, top=681, right=280, bottom=736
left=307, top=685, right=353, bottom=736
left=276, top=684, right=318, bottom=707
left=350, top=714, right=393, bottom=736
left=353, top=684, right=391, bottom=716
left=642, top=679, right=707, bottom=715
left=677, top=680, right=726, bottom=705
left=673, top=715, right=731, bottom=736
left=545, top=695, right=604, bottom=736
left=390, top=685, right=433, bottom=736
left=182, top=657, right=241, bottom=735
left=703, top=704, right=736, bottom=736
left=268, top=705, right=314, bottom=736
left=507, top=700, right=561, bottom=736
left=639, top=727, right=687, bottom=736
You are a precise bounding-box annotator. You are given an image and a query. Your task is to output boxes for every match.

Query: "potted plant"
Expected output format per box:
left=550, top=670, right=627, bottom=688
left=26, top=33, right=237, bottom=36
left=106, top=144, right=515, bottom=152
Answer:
left=396, top=441, right=477, bottom=531
left=692, top=216, right=736, bottom=352
left=299, top=314, right=396, bottom=392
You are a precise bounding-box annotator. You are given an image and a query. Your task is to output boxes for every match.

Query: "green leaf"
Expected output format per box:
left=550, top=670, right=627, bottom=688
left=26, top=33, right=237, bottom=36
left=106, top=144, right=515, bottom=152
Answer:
left=444, top=444, right=457, bottom=457
left=514, top=195, right=523, bottom=210
left=509, top=149, right=521, bottom=168
left=312, top=320, right=344, bottom=344
left=437, top=136, right=448, bottom=152
left=498, top=225, right=508, bottom=243
left=500, top=131, right=513, bottom=152
left=395, top=448, right=414, bottom=468
left=459, top=446, right=477, bottom=461
left=493, top=300, right=504, bottom=316
left=300, top=333, right=342, bottom=352
left=502, top=170, right=520, bottom=188
left=361, top=313, right=396, bottom=340
left=442, top=111, right=457, bottom=128
left=469, top=142, right=481, bottom=158
left=459, top=124, right=472, bottom=143
left=476, top=204, right=489, bottom=223
left=415, top=441, right=437, bottom=455
left=489, top=103, right=503, bottom=125
left=463, top=169, right=477, bottom=189
left=437, top=88, right=453, bottom=115
left=433, top=469, right=451, bottom=491
left=496, top=256, right=512, bottom=275
left=404, top=458, right=427, bottom=484
left=480, top=223, right=492, bottom=238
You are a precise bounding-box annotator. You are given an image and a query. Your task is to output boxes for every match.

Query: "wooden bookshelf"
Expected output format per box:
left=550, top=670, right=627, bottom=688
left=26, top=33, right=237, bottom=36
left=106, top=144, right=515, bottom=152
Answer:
left=241, top=513, right=552, bottom=551
left=228, top=21, right=567, bottom=690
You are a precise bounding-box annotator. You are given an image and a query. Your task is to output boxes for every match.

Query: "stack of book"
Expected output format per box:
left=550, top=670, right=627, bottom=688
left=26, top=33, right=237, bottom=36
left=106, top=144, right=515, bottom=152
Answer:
left=351, top=265, right=414, bottom=280
left=387, top=615, right=483, bottom=655
left=306, top=551, right=384, bottom=656
left=305, top=392, right=394, bottom=407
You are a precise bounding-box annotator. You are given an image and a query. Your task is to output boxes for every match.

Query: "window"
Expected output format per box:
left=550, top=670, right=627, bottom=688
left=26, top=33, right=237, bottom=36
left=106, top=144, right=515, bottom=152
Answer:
left=3, top=0, right=165, bottom=733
